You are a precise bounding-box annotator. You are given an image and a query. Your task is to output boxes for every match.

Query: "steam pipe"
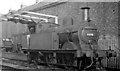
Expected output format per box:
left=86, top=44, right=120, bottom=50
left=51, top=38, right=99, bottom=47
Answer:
left=20, top=11, right=58, bottom=24
left=14, top=14, right=48, bottom=22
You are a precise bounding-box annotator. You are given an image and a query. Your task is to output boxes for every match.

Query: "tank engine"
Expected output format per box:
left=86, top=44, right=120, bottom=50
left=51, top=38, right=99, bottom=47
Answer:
left=1, top=7, right=117, bottom=70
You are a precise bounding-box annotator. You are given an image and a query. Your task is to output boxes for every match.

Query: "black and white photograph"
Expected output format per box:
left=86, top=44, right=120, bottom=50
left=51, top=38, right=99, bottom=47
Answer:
left=0, top=0, right=120, bottom=71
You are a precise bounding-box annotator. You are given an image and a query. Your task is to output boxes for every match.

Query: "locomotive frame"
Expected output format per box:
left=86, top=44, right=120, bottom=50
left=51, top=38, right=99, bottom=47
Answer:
left=1, top=1, right=120, bottom=71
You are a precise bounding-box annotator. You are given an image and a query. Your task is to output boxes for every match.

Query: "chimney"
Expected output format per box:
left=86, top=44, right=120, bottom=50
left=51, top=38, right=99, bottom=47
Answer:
left=81, top=7, right=91, bottom=22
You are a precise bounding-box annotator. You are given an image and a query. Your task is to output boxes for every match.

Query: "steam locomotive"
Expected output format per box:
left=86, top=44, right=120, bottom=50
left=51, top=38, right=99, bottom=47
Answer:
left=1, top=7, right=117, bottom=70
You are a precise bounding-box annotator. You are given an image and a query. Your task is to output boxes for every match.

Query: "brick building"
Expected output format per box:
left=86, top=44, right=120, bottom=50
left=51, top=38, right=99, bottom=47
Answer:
left=19, top=1, right=120, bottom=69
left=1, top=0, right=120, bottom=69
left=20, top=1, right=120, bottom=49
left=20, top=1, right=119, bottom=35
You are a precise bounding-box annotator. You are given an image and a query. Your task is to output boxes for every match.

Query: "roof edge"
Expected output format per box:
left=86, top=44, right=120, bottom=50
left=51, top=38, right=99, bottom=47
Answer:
left=18, top=0, right=68, bottom=12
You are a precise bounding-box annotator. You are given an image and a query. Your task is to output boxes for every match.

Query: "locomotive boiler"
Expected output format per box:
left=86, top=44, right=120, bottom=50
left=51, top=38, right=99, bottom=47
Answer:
left=1, top=6, right=117, bottom=70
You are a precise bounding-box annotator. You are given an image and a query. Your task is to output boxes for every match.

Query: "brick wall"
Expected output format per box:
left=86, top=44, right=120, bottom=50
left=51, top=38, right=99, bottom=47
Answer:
left=31, top=2, right=120, bottom=68
left=32, top=2, right=119, bottom=35
left=31, top=2, right=119, bottom=49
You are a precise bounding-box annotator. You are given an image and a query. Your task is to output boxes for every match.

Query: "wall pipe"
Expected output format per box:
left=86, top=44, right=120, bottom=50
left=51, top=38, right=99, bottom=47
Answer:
left=19, top=11, right=58, bottom=24
left=14, top=14, right=48, bottom=22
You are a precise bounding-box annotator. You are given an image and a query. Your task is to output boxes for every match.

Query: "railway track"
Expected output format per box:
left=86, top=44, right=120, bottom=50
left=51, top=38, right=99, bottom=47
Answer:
left=1, top=58, right=120, bottom=71
left=1, top=52, right=120, bottom=71
left=1, top=58, right=77, bottom=71
left=0, top=58, right=29, bottom=71
left=1, top=65, right=26, bottom=71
